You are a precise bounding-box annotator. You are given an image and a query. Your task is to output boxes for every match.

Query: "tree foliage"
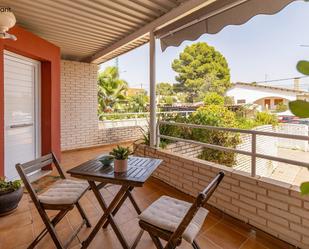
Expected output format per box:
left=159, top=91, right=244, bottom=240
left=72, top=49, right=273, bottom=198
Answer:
left=156, top=82, right=174, bottom=96
left=126, top=90, right=149, bottom=112
left=172, top=42, right=231, bottom=102
left=98, top=66, right=128, bottom=113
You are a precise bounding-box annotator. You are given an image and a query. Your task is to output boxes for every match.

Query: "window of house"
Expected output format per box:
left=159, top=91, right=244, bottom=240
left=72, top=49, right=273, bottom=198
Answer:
left=274, top=99, right=283, bottom=105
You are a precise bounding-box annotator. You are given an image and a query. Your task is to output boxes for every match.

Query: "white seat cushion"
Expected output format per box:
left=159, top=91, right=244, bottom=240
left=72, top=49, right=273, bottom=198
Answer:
left=138, top=195, right=208, bottom=243
left=38, top=179, right=89, bottom=205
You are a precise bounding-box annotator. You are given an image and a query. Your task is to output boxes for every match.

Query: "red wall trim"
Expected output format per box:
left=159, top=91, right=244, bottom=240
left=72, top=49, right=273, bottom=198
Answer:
left=0, top=26, right=61, bottom=177
left=0, top=47, right=4, bottom=177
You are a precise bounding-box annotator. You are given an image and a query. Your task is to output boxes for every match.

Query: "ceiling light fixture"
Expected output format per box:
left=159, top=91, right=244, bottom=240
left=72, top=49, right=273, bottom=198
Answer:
left=0, top=7, right=17, bottom=41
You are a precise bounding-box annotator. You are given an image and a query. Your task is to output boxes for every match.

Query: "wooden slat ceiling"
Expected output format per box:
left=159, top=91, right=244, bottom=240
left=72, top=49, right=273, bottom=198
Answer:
left=1, top=0, right=187, bottom=63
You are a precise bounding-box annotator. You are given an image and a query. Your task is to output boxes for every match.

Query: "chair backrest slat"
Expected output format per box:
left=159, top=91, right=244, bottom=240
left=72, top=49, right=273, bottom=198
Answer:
left=24, top=158, right=54, bottom=174
left=21, top=153, right=53, bottom=172
left=165, top=171, right=224, bottom=248
left=15, top=152, right=66, bottom=211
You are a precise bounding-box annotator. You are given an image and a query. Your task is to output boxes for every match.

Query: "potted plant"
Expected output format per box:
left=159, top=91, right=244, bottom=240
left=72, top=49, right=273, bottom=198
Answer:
left=0, top=178, right=23, bottom=216
left=110, top=145, right=132, bottom=173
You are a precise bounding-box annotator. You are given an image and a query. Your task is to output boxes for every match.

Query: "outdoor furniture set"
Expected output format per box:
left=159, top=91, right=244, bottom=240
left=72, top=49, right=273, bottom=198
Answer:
left=16, top=150, right=224, bottom=249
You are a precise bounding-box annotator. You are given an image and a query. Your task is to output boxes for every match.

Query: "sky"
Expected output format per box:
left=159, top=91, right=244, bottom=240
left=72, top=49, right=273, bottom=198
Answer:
left=100, top=1, right=309, bottom=92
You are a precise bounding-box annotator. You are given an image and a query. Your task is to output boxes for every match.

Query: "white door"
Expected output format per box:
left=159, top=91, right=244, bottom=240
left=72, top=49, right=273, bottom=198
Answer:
left=4, top=51, right=40, bottom=180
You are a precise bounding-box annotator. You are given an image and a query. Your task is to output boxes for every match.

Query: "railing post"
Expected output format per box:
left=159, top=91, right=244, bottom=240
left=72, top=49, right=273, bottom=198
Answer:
left=156, top=122, right=160, bottom=148
left=251, top=133, right=256, bottom=177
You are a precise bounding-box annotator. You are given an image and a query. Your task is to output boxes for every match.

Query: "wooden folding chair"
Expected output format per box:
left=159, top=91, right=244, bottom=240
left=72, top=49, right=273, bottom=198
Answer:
left=138, top=172, right=224, bottom=249
left=16, top=153, right=91, bottom=249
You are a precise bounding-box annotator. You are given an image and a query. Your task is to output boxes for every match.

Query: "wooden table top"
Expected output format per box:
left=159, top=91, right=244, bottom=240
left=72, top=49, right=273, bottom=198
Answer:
left=67, top=156, right=162, bottom=187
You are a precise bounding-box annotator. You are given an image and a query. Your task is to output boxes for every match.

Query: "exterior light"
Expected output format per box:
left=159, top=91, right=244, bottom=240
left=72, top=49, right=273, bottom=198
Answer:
left=0, top=7, right=17, bottom=41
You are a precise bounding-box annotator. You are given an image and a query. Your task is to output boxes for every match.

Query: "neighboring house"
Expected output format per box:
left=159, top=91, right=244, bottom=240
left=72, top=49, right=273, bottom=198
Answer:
left=226, top=82, right=309, bottom=111
left=125, top=87, right=146, bottom=97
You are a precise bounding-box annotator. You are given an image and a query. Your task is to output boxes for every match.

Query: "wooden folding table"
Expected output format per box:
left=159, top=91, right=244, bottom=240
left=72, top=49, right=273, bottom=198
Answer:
left=67, top=156, right=162, bottom=249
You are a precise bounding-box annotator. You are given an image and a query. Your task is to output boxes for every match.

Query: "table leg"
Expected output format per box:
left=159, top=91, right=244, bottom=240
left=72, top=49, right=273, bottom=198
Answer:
left=127, top=187, right=142, bottom=214
left=103, top=186, right=141, bottom=228
left=101, top=186, right=144, bottom=249
left=81, top=181, right=130, bottom=249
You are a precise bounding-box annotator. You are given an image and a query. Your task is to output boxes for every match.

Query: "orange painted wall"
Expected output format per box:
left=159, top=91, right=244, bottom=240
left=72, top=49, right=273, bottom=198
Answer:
left=0, top=26, right=61, bottom=177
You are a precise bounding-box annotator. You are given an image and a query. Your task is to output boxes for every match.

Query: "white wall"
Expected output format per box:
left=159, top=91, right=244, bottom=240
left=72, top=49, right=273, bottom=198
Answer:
left=226, top=85, right=298, bottom=105
left=61, top=60, right=142, bottom=151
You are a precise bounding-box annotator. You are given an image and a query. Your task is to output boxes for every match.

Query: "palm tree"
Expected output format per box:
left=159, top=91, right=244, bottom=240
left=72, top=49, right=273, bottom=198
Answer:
left=98, top=66, right=128, bottom=113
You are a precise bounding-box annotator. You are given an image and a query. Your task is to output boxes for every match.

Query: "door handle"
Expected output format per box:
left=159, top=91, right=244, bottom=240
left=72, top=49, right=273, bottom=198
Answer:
left=10, top=123, right=33, bottom=129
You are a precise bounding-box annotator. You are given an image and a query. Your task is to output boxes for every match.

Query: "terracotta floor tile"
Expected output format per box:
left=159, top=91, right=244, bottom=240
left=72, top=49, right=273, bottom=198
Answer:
left=195, top=234, right=223, bottom=249
left=0, top=146, right=296, bottom=249
left=239, top=238, right=269, bottom=249
left=87, top=228, right=121, bottom=249
left=0, top=224, right=34, bottom=249
left=200, top=215, right=221, bottom=234
left=36, top=226, right=80, bottom=249
left=135, top=233, right=157, bottom=249
left=221, top=215, right=255, bottom=237
left=204, top=221, right=248, bottom=249
left=0, top=211, right=32, bottom=231
left=251, top=230, right=295, bottom=249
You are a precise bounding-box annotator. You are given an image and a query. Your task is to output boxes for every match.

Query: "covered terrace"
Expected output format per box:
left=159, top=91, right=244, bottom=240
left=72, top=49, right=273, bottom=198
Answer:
left=0, top=0, right=308, bottom=249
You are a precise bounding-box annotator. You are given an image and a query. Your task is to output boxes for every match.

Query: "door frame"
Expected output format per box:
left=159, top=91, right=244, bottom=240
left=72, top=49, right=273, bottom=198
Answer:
left=4, top=50, right=41, bottom=176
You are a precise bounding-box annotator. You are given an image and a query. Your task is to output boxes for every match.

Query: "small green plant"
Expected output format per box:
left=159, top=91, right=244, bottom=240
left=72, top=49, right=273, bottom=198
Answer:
left=0, top=178, right=22, bottom=193
left=275, top=102, right=288, bottom=113
left=254, top=111, right=278, bottom=127
left=203, top=92, right=225, bottom=106
left=110, top=145, right=132, bottom=160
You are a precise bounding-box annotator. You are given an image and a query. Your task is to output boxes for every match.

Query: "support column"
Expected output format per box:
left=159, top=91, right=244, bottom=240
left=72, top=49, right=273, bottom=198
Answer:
left=149, top=31, right=156, bottom=147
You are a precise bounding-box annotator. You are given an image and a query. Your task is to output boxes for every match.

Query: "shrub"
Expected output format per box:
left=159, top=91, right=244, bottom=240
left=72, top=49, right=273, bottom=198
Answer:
left=139, top=114, right=188, bottom=149
left=255, top=111, right=278, bottom=126
left=189, top=105, right=241, bottom=166
left=275, top=102, right=288, bottom=113
left=203, top=92, right=225, bottom=106
left=224, top=96, right=234, bottom=105
left=157, top=107, right=278, bottom=167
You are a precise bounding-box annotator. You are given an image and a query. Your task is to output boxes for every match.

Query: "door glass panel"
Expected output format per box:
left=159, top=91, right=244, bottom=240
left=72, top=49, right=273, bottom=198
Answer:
left=4, top=54, right=38, bottom=180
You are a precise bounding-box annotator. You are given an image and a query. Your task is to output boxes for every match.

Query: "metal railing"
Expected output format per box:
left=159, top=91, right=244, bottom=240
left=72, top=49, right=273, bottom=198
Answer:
left=157, top=121, right=309, bottom=177
left=99, top=111, right=194, bottom=129
left=99, top=111, right=194, bottom=120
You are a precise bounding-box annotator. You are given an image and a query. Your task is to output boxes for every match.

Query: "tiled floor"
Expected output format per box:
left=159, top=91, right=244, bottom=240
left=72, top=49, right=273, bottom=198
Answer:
left=0, top=145, right=295, bottom=249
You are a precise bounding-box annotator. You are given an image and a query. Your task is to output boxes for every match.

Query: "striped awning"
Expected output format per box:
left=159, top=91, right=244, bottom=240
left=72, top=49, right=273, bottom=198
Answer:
left=157, top=0, right=295, bottom=51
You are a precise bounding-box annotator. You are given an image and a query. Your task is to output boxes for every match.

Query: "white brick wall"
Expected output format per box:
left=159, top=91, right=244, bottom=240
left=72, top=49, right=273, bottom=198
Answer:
left=61, top=60, right=142, bottom=150
left=165, top=142, right=203, bottom=158
left=134, top=144, right=309, bottom=249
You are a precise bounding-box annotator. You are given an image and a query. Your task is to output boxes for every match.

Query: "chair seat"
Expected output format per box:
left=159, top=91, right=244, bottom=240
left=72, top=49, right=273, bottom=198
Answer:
left=38, top=179, right=89, bottom=205
left=139, top=195, right=208, bottom=243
